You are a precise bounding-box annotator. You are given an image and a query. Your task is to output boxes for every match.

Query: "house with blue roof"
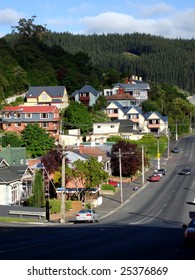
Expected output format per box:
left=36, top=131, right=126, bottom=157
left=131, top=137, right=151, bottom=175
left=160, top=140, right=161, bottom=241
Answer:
left=71, top=85, right=101, bottom=106
left=25, top=86, right=69, bottom=109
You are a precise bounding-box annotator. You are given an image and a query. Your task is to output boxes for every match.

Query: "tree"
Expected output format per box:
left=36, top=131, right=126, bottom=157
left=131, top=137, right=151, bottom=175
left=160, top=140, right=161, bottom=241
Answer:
left=110, top=140, right=145, bottom=177
left=21, top=124, right=55, bottom=158
left=65, top=157, right=108, bottom=199
left=12, top=16, right=48, bottom=40
left=31, top=170, right=45, bottom=207
left=2, top=132, right=22, bottom=147
left=41, top=147, right=63, bottom=174
left=63, top=101, right=93, bottom=135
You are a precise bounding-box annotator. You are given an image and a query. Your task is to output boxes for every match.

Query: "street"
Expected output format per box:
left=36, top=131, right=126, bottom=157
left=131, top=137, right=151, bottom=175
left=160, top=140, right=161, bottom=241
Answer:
left=0, top=135, right=195, bottom=260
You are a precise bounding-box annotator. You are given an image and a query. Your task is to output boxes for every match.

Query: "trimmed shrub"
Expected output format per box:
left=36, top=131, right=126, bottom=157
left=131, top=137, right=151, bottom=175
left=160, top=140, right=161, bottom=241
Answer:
left=101, top=184, right=116, bottom=193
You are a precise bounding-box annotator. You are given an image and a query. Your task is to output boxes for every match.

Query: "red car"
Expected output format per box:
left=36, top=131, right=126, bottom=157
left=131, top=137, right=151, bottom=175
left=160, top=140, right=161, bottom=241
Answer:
left=108, top=180, right=118, bottom=187
left=148, top=174, right=161, bottom=182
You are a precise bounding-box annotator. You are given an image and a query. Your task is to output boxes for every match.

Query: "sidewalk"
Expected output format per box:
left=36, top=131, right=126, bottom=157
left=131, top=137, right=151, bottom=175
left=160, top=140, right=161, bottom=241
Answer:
left=96, top=172, right=150, bottom=220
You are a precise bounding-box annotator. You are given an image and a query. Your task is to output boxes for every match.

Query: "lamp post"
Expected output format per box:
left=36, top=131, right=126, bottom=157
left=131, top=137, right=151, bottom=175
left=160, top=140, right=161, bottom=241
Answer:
left=60, top=142, right=66, bottom=223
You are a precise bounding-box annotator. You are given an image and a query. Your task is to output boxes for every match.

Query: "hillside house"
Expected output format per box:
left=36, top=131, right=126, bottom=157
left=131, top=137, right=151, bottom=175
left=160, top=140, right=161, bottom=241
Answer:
left=25, top=86, right=69, bottom=109
left=0, top=158, right=34, bottom=205
left=86, top=119, right=137, bottom=143
left=103, top=76, right=149, bottom=105
left=1, top=105, right=60, bottom=139
left=71, top=85, right=101, bottom=106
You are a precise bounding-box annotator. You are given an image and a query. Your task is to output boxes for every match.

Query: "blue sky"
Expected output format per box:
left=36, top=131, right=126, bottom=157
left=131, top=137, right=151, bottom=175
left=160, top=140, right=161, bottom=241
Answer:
left=0, top=0, right=194, bottom=39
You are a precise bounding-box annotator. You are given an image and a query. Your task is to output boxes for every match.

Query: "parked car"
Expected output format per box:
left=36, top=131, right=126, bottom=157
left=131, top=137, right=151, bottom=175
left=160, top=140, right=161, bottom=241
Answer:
left=172, top=146, right=180, bottom=153
left=181, top=168, right=191, bottom=175
left=182, top=218, right=195, bottom=243
left=148, top=174, right=161, bottom=182
left=65, top=188, right=77, bottom=194
left=88, top=187, right=99, bottom=193
left=108, top=180, right=118, bottom=187
left=75, top=209, right=99, bottom=223
left=156, top=168, right=166, bottom=175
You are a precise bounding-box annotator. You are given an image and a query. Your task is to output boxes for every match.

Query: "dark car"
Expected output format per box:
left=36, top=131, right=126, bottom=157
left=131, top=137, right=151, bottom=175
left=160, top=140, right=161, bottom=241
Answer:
left=182, top=219, right=195, bottom=243
left=181, top=168, right=191, bottom=175
left=172, top=146, right=180, bottom=153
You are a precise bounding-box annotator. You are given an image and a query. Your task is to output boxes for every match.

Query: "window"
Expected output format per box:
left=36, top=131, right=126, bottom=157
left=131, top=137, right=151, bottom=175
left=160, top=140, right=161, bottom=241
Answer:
left=97, top=125, right=101, bottom=128
left=40, top=113, right=49, bottom=119
left=42, top=94, right=47, bottom=100
left=15, top=123, right=22, bottom=127
left=41, top=122, right=49, bottom=128
left=4, top=113, right=11, bottom=119
left=110, top=125, right=115, bottom=128
left=25, top=113, right=32, bottom=118
left=14, top=113, right=21, bottom=118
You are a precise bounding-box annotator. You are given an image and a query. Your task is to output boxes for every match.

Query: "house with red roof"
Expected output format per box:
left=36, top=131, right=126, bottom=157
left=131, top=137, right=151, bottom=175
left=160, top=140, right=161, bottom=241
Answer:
left=1, top=105, right=60, bottom=139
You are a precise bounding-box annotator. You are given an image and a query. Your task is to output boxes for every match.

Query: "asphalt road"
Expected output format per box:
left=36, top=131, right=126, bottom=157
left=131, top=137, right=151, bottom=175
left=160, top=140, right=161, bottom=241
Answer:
left=0, top=135, right=195, bottom=260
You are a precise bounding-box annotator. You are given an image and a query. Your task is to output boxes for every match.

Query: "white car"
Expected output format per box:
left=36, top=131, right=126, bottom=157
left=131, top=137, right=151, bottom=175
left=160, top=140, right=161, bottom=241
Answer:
left=75, top=209, right=99, bottom=223
left=152, top=171, right=163, bottom=178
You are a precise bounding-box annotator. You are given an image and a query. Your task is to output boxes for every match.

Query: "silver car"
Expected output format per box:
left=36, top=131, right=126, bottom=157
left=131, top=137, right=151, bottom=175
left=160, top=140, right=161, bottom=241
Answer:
left=75, top=209, right=99, bottom=223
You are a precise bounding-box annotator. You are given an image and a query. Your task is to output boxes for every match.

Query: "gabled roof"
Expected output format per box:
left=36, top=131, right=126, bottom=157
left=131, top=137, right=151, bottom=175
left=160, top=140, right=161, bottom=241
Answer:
left=112, top=119, right=135, bottom=133
left=2, top=105, right=58, bottom=113
left=105, top=101, right=125, bottom=111
left=0, top=164, right=32, bottom=184
left=123, top=106, right=143, bottom=115
left=144, top=111, right=168, bottom=122
left=26, top=86, right=66, bottom=98
left=71, top=85, right=100, bottom=97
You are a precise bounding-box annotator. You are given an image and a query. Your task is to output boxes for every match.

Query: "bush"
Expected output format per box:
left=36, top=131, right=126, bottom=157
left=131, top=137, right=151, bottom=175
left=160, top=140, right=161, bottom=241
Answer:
left=49, top=199, right=72, bottom=213
left=101, top=184, right=116, bottom=193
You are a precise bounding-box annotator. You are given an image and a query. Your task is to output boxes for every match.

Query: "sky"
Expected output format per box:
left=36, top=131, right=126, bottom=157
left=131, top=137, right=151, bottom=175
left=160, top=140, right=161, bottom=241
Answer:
left=0, top=0, right=195, bottom=39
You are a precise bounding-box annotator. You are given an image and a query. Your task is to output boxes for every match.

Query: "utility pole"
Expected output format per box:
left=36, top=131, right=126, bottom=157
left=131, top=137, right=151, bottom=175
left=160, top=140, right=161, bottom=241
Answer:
left=60, top=142, right=66, bottom=223
left=142, top=145, right=145, bottom=186
left=119, top=148, right=123, bottom=203
left=175, top=118, right=178, bottom=141
left=157, top=139, right=160, bottom=169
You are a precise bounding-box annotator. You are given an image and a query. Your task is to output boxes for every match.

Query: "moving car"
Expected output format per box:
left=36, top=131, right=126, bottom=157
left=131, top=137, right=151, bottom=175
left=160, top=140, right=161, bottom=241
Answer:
left=172, top=146, right=180, bottom=153
left=148, top=174, right=161, bottom=182
left=156, top=168, right=166, bottom=175
left=152, top=171, right=163, bottom=178
left=181, top=168, right=191, bottom=175
left=182, top=218, right=195, bottom=243
left=75, top=209, right=99, bottom=223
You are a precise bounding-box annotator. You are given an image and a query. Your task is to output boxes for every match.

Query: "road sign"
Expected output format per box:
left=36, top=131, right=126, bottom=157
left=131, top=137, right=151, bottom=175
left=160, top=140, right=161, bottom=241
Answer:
left=157, top=153, right=161, bottom=158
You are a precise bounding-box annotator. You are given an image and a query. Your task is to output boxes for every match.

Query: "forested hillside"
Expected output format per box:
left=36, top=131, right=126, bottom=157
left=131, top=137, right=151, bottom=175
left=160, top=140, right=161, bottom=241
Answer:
left=0, top=16, right=195, bottom=137
left=45, top=32, right=195, bottom=93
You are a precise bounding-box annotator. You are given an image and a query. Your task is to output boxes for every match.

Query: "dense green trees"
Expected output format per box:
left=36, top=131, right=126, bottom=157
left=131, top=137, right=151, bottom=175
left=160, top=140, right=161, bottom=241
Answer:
left=21, top=124, right=55, bottom=158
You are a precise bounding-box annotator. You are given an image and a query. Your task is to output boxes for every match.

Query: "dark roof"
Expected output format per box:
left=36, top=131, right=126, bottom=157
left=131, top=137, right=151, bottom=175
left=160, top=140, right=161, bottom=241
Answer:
left=114, top=83, right=150, bottom=90
left=26, top=86, right=66, bottom=98
left=112, top=119, right=135, bottom=133
left=144, top=111, right=168, bottom=122
left=0, top=165, right=32, bottom=184
left=71, top=85, right=100, bottom=97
